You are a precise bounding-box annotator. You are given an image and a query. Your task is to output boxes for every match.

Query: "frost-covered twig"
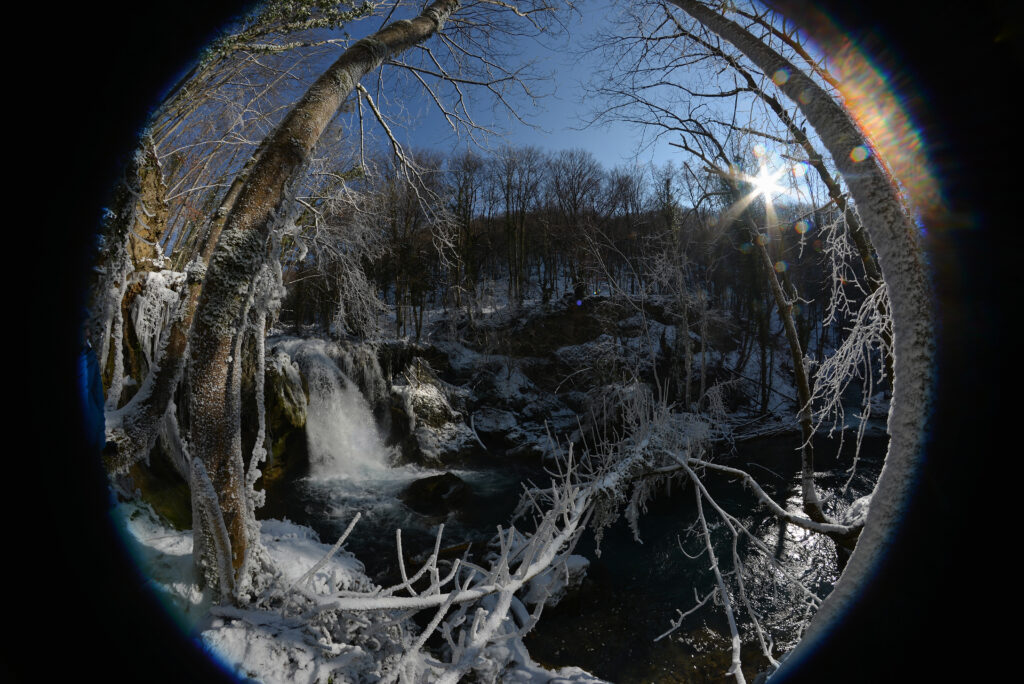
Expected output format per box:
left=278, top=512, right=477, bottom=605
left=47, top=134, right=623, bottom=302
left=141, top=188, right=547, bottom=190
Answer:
left=654, top=588, right=716, bottom=641
left=688, top=458, right=859, bottom=536
left=689, top=465, right=745, bottom=684
left=251, top=443, right=591, bottom=684
left=289, top=513, right=362, bottom=600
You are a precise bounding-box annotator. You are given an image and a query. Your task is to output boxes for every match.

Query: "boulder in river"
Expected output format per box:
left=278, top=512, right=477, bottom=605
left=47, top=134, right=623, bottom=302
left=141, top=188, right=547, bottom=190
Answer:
left=400, top=472, right=471, bottom=516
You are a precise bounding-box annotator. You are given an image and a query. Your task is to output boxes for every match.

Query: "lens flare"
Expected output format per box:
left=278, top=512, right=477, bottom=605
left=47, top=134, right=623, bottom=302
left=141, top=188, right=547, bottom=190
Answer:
left=751, top=164, right=786, bottom=198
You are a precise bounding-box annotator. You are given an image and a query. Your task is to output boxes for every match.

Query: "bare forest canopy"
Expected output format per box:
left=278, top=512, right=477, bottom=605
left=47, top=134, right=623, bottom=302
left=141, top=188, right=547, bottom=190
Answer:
left=40, top=0, right=1004, bottom=683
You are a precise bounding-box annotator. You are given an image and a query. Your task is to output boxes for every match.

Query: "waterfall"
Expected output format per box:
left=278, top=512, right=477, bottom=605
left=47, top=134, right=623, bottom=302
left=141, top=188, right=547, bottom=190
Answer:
left=274, top=338, right=392, bottom=480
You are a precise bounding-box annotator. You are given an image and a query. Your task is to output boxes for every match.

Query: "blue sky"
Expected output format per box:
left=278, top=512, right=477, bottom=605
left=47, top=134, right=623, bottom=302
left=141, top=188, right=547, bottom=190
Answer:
left=381, top=0, right=682, bottom=171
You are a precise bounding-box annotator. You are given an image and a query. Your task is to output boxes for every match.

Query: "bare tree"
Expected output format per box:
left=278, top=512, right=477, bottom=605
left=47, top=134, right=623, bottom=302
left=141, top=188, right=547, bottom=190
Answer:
left=94, top=0, right=578, bottom=601
left=98, top=4, right=377, bottom=474
left=446, top=149, right=487, bottom=318
left=554, top=2, right=932, bottom=678
left=492, top=144, right=546, bottom=304
left=547, top=148, right=606, bottom=297
left=663, top=1, right=934, bottom=664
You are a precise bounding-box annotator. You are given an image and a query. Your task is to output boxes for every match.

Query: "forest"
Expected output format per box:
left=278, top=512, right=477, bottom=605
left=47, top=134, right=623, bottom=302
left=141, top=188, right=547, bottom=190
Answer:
left=38, top=0, right=989, bottom=682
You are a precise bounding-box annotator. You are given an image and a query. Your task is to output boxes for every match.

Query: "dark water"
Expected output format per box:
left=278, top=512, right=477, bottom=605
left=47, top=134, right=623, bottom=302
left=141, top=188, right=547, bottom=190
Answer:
left=269, top=427, right=887, bottom=683
left=523, top=429, right=887, bottom=683
left=262, top=459, right=540, bottom=586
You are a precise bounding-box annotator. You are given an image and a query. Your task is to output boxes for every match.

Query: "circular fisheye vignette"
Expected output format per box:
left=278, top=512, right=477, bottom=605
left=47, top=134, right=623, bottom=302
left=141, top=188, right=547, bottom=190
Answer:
left=757, top=1, right=942, bottom=677
left=85, top=1, right=944, bottom=681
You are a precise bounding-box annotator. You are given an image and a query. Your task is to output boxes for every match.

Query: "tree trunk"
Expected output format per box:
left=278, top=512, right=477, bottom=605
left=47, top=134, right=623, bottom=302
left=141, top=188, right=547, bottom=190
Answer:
left=665, top=9, right=894, bottom=388
left=105, top=153, right=256, bottom=475
left=752, top=228, right=827, bottom=522
left=187, top=0, right=462, bottom=599
left=668, top=0, right=933, bottom=658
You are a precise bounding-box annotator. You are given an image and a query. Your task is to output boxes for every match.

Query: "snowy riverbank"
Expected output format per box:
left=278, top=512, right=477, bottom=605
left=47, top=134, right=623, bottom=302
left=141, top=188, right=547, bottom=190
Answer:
left=114, top=495, right=606, bottom=683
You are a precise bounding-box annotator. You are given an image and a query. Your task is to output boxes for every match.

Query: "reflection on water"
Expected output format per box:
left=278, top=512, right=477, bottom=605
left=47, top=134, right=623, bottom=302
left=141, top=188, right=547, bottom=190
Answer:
left=524, top=429, right=886, bottom=683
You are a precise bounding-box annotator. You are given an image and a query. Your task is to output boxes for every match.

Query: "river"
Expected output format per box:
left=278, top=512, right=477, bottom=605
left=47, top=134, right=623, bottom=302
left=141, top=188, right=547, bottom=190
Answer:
left=260, top=385, right=886, bottom=684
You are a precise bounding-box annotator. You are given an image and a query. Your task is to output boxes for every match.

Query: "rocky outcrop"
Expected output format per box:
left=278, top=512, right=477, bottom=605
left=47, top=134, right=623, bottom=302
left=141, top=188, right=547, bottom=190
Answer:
left=259, top=349, right=310, bottom=489
left=389, top=357, right=479, bottom=466
left=471, top=408, right=517, bottom=439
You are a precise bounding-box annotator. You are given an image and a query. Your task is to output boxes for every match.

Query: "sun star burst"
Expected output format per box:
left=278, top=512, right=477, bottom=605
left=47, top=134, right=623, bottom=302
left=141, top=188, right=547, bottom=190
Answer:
left=750, top=164, right=787, bottom=199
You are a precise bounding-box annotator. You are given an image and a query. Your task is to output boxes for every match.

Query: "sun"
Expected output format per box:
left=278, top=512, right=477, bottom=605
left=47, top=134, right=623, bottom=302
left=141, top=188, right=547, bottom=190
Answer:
left=750, top=164, right=787, bottom=199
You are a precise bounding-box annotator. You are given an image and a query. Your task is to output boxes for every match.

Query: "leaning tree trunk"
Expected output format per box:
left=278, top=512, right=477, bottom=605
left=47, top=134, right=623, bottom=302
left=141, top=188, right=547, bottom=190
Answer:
left=667, top=0, right=933, bottom=659
left=187, top=0, right=462, bottom=600
left=666, top=9, right=894, bottom=388
left=104, top=153, right=256, bottom=475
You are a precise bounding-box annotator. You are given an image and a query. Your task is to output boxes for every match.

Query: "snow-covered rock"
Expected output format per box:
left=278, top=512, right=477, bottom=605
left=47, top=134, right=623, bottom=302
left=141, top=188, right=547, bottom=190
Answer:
left=473, top=407, right=519, bottom=436
left=265, top=349, right=307, bottom=430
left=840, top=494, right=872, bottom=528
left=391, top=358, right=478, bottom=465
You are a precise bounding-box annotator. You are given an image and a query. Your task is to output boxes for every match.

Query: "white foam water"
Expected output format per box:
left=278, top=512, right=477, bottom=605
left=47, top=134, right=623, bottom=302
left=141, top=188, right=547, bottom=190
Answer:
left=274, top=337, right=394, bottom=481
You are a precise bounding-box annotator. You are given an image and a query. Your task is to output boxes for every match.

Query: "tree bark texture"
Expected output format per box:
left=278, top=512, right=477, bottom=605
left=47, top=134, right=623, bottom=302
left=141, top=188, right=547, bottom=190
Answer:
left=667, top=0, right=934, bottom=658
left=105, top=154, right=255, bottom=475
left=187, top=0, right=462, bottom=596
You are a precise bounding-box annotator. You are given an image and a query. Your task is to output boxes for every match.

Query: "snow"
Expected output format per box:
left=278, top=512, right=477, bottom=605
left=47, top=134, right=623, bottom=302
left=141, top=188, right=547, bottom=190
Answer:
left=838, top=494, right=872, bottom=529
left=115, top=497, right=385, bottom=684
left=199, top=618, right=350, bottom=684
left=434, top=340, right=495, bottom=376
left=258, top=518, right=367, bottom=592
left=118, top=497, right=209, bottom=626
left=487, top=365, right=538, bottom=406
left=473, top=407, right=518, bottom=435
left=465, top=621, right=609, bottom=684
left=391, top=360, right=478, bottom=462
left=114, top=494, right=607, bottom=684
left=130, top=269, right=188, bottom=369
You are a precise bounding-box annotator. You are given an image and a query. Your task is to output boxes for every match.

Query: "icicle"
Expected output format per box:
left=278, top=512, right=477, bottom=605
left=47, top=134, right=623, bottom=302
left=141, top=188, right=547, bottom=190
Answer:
left=158, top=400, right=190, bottom=481
left=92, top=211, right=134, bottom=380
left=191, top=457, right=236, bottom=601
left=246, top=263, right=277, bottom=514
left=130, top=270, right=188, bottom=370
left=105, top=274, right=129, bottom=412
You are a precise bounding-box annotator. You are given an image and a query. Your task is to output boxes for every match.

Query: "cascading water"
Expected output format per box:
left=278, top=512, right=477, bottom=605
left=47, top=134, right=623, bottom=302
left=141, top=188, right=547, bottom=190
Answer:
left=273, top=337, right=392, bottom=480
left=270, top=336, right=440, bottom=575
left=266, top=335, right=525, bottom=584
left=308, top=356, right=388, bottom=479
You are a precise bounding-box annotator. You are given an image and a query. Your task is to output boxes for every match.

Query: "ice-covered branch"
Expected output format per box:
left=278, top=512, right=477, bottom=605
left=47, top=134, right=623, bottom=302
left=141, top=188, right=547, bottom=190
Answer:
left=688, top=458, right=860, bottom=536
left=689, top=466, right=745, bottom=684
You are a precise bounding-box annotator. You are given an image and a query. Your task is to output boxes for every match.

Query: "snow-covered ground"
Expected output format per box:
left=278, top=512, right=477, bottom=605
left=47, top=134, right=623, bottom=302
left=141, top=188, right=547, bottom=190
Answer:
left=114, top=497, right=607, bottom=684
